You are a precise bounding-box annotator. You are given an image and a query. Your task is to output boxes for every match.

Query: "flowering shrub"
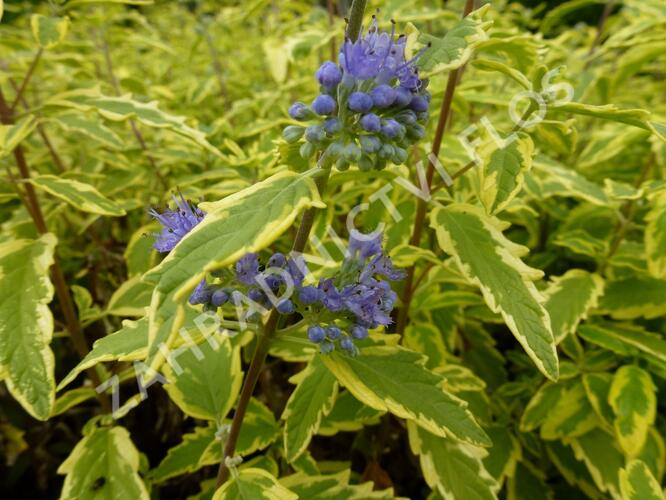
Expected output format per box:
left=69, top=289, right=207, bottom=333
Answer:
left=1, top=1, right=665, bottom=499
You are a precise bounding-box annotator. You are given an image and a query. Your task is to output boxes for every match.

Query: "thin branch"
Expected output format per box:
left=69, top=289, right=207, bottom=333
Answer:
left=10, top=48, right=43, bottom=113
left=395, top=0, right=475, bottom=335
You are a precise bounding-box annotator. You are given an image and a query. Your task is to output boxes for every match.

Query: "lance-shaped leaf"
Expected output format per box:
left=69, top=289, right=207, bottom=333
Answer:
left=620, top=460, right=663, bottom=500
left=645, top=190, right=666, bottom=279
left=416, top=5, right=491, bottom=74
left=106, top=275, right=152, bottom=317
left=57, top=318, right=148, bottom=391
left=570, top=429, right=624, bottom=499
left=142, top=170, right=323, bottom=373
left=540, top=381, right=598, bottom=440
left=578, top=322, right=666, bottom=364
left=321, top=346, right=491, bottom=447
left=282, top=356, right=338, bottom=462
left=58, top=424, right=149, bottom=500
left=477, top=133, right=534, bottom=215
left=163, top=337, right=243, bottom=423
left=544, top=269, right=604, bottom=343
left=528, top=156, right=608, bottom=206
left=0, top=115, right=38, bottom=157
left=582, top=372, right=614, bottom=430
left=29, top=175, right=126, bottom=216
left=0, top=234, right=56, bottom=420
left=31, top=14, right=69, bottom=49
left=545, top=441, right=600, bottom=499
left=213, top=468, right=297, bottom=500
left=553, top=102, right=666, bottom=141
left=43, top=88, right=222, bottom=156
left=520, top=382, right=567, bottom=432
left=52, top=114, right=124, bottom=149
left=609, top=365, right=657, bottom=457
left=408, top=422, right=498, bottom=500
left=482, top=425, right=521, bottom=487
left=430, top=203, right=558, bottom=380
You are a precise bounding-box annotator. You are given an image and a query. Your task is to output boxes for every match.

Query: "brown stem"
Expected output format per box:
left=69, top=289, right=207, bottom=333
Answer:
left=395, top=0, right=475, bottom=335
left=585, top=0, right=615, bottom=67
left=0, top=87, right=111, bottom=413
left=98, top=33, right=169, bottom=190
left=10, top=78, right=66, bottom=173
left=10, top=48, right=43, bottom=113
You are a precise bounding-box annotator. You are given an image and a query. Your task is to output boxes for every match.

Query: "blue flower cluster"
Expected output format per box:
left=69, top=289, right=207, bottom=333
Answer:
left=283, top=16, right=431, bottom=172
left=150, top=200, right=403, bottom=355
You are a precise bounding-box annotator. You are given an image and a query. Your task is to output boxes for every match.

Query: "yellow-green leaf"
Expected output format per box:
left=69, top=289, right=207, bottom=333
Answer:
left=645, top=190, right=666, bottom=279
left=58, top=424, right=149, bottom=499
left=477, top=133, right=534, bottom=215
left=57, top=318, right=148, bottom=391
left=52, top=114, right=124, bottom=149
left=544, top=270, right=604, bottom=343
left=163, top=337, right=243, bottom=423
left=520, top=382, right=567, bottom=432
left=213, top=468, right=297, bottom=500
left=0, top=234, right=56, bottom=420
left=570, top=429, right=624, bottom=499
left=578, top=322, right=666, bottom=364
left=430, top=203, right=558, bottom=380
left=408, top=421, right=498, bottom=500
left=321, top=345, right=491, bottom=447
left=106, top=275, right=152, bottom=317
left=282, top=356, right=338, bottom=462
left=608, top=365, right=657, bottom=457
left=620, top=460, right=663, bottom=500
left=29, top=175, right=126, bottom=216
left=0, top=115, right=37, bottom=157
left=539, top=381, right=598, bottom=440
left=597, top=277, right=666, bottom=319
left=31, top=14, right=69, bottom=49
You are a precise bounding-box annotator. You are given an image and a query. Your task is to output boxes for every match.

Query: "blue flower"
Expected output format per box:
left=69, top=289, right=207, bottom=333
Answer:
left=316, top=61, right=343, bottom=88
left=235, top=253, right=260, bottom=285
left=189, top=279, right=211, bottom=305
left=348, top=230, right=382, bottom=259
left=149, top=194, right=204, bottom=253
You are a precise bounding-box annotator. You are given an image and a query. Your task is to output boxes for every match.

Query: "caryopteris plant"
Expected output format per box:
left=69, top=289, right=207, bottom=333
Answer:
left=1, top=0, right=665, bottom=498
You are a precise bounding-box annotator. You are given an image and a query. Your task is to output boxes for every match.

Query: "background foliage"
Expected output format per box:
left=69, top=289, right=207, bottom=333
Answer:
left=0, top=0, right=665, bottom=498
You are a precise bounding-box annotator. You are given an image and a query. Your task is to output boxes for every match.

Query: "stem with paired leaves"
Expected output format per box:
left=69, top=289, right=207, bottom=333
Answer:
left=395, top=0, right=475, bottom=335
left=0, top=87, right=111, bottom=413
left=214, top=0, right=367, bottom=487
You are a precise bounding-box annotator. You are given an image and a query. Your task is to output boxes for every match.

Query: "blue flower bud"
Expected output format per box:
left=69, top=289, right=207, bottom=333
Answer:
left=394, top=87, right=413, bottom=107
left=299, top=285, right=322, bottom=304
left=359, top=113, right=381, bottom=132
left=288, top=102, right=313, bottom=120
left=312, top=94, right=336, bottom=116
left=359, top=154, right=374, bottom=172
left=340, top=337, right=355, bottom=351
left=282, top=125, right=304, bottom=144
left=409, top=95, right=429, bottom=112
left=326, top=325, right=341, bottom=340
left=359, top=135, right=381, bottom=154
left=305, top=125, right=326, bottom=143
left=348, top=92, right=373, bottom=112
left=351, top=325, right=368, bottom=340
left=248, top=288, right=265, bottom=303
left=189, top=280, right=211, bottom=305
left=308, top=325, right=326, bottom=343
left=392, top=147, right=408, bottom=164
left=300, top=141, right=315, bottom=159
left=381, top=119, right=402, bottom=139
left=335, top=157, right=350, bottom=171
left=395, top=110, right=417, bottom=125
left=323, top=117, right=342, bottom=135
left=264, top=275, right=282, bottom=292
left=370, top=84, right=396, bottom=108
left=211, top=289, right=229, bottom=306
left=343, top=142, right=362, bottom=162
left=407, top=123, right=426, bottom=140
left=316, top=61, right=342, bottom=88
left=378, top=143, right=395, bottom=160
left=268, top=252, right=286, bottom=268
left=277, top=299, right=295, bottom=314
left=320, top=341, right=335, bottom=354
